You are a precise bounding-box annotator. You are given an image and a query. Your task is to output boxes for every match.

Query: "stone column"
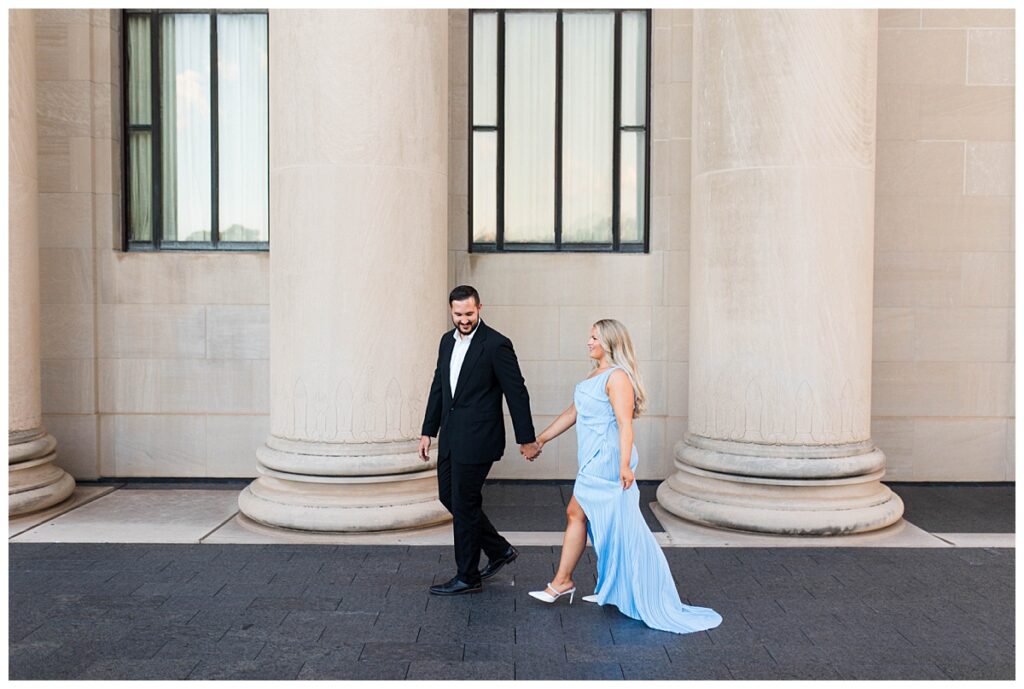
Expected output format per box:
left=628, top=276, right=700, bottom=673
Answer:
left=238, top=10, right=451, bottom=531
left=9, top=9, right=76, bottom=515
left=657, top=10, right=904, bottom=535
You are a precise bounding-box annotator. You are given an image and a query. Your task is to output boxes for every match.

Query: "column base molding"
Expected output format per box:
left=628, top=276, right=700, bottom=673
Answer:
left=238, top=463, right=451, bottom=533
left=257, top=436, right=435, bottom=476
left=657, top=437, right=904, bottom=535
left=9, top=428, right=75, bottom=516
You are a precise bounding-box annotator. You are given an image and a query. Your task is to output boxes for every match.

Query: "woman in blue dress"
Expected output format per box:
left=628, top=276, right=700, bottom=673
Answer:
left=527, top=319, right=722, bottom=635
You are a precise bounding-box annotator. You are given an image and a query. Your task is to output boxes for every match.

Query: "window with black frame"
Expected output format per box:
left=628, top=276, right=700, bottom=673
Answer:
left=470, top=9, right=650, bottom=253
left=122, top=9, right=268, bottom=250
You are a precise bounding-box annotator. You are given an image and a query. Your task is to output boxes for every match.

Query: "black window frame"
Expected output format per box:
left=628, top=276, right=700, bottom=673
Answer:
left=468, top=8, right=652, bottom=254
left=120, top=8, right=270, bottom=252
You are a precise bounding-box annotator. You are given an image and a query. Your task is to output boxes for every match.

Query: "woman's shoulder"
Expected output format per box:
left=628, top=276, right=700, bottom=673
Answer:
left=605, top=367, right=633, bottom=392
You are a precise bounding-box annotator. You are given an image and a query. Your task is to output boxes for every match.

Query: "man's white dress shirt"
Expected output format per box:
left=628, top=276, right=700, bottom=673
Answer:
left=450, top=320, right=481, bottom=396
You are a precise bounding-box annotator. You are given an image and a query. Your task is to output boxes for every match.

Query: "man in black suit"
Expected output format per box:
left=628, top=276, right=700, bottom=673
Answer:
left=418, top=285, right=540, bottom=595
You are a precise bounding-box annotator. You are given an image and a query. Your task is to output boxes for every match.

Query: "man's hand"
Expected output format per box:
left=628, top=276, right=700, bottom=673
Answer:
left=519, top=441, right=541, bottom=461
left=418, top=435, right=432, bottom=462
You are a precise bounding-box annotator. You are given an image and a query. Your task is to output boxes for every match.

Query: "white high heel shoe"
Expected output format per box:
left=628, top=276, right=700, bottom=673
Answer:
left=581, top=594, right=598, bottom=603
left=528, top=582, right=576, bottom=604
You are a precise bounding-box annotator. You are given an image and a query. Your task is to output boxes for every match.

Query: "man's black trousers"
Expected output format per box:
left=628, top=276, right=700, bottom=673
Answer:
left=436, top=453, right=510, bottom=585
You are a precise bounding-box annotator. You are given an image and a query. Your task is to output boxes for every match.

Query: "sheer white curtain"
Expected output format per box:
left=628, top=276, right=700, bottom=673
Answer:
left=504, top=12, right=556, bottom=243
left=128, top=135, right=153, bottom=241
left=472, top=132, right=498, bottom=242
left=472, top=12, right=499, bottom=243
left=619, top=11, right=647, bottom=243
left=161, top=13, right=211, bottom=242
left=217, top=13, right=268, bottom=242
left=472, top=12, right=497, bottom=126
left=620, top=11, right=646, bottom=127
left=562, top=12, right=613, bottom=243
left=127, top=15, right=152, bottom=241
left=619, top=131, right=645, bottom=243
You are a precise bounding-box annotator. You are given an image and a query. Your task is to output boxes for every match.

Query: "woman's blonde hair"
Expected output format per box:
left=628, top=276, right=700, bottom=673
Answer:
left=592, top=319, right=647, bottom=418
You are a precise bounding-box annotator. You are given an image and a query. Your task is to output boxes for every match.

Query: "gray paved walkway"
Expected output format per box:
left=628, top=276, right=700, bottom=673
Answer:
left=889, top=483, right=1015, bottom=533
left=9, top=540, right=1014, bottom=680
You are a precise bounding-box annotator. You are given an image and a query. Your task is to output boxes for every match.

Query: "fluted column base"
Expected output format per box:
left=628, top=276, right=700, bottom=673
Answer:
left=238, top=438, right=451, bottom=532
left=9, top=428, right=76, bottom=516
left=657, top=434, right=905, bottom=535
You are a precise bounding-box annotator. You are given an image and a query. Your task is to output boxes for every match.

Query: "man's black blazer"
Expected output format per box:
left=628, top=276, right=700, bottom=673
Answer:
left=421, top=320, right=536, bottom=464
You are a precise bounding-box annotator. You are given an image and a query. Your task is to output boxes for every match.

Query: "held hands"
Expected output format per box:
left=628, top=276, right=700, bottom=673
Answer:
left=520, top=440, right=542, bottom=461
left=620, top=464, right=635, bottom=491
left=421, top=435, right=542, bottom=462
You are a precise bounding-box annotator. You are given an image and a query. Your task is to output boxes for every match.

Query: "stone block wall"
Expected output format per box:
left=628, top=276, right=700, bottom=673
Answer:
left=447, top=9, right=694, bottom=480
left=871, top=8, right=1015, bottom=480
left=33, top=8, right=1013, bottom=481
left=35, top=10, right=270, bottom=479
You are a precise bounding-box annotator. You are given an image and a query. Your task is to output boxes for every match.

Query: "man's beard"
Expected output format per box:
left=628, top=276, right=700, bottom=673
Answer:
left=455, top=319, right=477, bottom=332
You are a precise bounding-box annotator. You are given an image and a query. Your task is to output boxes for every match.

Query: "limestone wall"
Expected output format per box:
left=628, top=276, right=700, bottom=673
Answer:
left=871, top=9, right=1014, bottom=480
left=35, top=10, right=269, bottom=479
left=447, top=9, right=692, bottom=480
left=31, top=8, right=1013, bottom=481
left=449, top=8, right=1015, bottom=481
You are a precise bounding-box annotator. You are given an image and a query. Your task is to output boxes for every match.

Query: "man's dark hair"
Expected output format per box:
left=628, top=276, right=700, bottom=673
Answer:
left=448, top=285, right=481, bottom=306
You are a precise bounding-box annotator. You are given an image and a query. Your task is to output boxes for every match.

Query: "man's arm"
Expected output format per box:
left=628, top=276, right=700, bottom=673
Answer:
left=493, top=336, right=536, bottom=446
left=421, top=337, right=445, bottom=438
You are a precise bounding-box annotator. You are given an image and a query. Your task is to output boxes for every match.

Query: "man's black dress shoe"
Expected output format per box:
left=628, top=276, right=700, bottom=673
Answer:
left=429, top=576, right=482, bottom=596
left=479, top=545, right=518, bottom=580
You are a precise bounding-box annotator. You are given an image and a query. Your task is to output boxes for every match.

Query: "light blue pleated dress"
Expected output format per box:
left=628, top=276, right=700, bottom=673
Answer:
left=573, top=365, right=723, bottom=634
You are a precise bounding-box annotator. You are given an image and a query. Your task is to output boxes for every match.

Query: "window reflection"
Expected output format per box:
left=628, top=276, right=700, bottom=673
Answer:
left=562, top=12, right=613, bottom=244
left=217, top=13, right=268, bottom=243
left=473, top=131, right=498, bottom=242
left=503, top=12, right=556, bottom=244
left=620, top=131, right=645, bottom=243
left=469, top=9, right=650, bottom=251
left=161, top=13, right=212, bottom=243
left=123, top=10, right=269, bottom=250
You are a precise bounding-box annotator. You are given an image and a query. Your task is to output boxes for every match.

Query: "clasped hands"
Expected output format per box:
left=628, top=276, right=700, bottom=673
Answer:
left=416, top=436, right=544, bottom=462
left=520, top=440, right=542, bottom=461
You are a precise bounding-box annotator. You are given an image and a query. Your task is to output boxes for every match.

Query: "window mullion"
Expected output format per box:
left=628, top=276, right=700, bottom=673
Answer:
left=152, top=9, right=162, bottom=250
left=612, top=10, right=622, bottom=253
left=210, top=10, right=219, bottom=248
left=644, top=9, right=652, bottom=252
left=468, top=10, right=475, bottom=253
left=496, top=10, right=505, bottom=252
left=121, top=10, right=129, bottom=248
left=554, top=11, right=563, bottom=251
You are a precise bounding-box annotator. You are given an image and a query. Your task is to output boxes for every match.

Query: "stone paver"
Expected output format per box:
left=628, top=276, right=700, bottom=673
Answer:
left=8, top=542, right=1014, bottom=680
left=888, top=483, right=1015, bottom=533
left=9, top=484, right=1015, bottom=679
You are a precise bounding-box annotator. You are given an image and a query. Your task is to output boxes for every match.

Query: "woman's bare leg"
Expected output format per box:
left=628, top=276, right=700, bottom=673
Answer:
left=549, top=495, right=588, bottom=592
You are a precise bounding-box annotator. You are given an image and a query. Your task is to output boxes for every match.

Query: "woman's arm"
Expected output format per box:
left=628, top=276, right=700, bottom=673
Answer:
left=607, top=369, right=636, bottom=490
left=536, top=402, right=577, bottom=447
